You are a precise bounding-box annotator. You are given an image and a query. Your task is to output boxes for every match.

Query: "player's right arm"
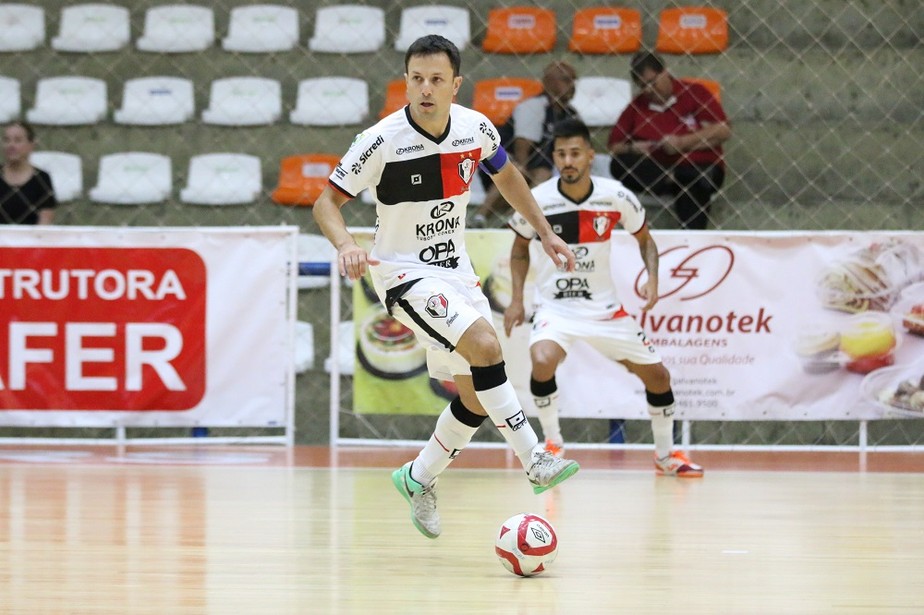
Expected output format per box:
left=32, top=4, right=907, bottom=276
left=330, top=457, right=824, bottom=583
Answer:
left=503, top=233, right=532, bottom=336
left=313, top=186, right=379, bottom=281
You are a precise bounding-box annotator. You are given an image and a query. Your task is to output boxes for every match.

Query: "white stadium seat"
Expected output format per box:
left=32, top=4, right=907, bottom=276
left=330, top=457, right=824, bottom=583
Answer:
left=180, top=153, right=262, bottom=205
left=290, top=77, right=368, bottom=126
left=30, top=151, right=84, bottom=202
left=26, top=76, right=108, bottom=125
left=296, top=233, right=336, bottom=290
left=51, top=3, right=130, bottom=52
left=394, top=6, right=471, bottom=51
left=0, top=76, right=21, bottom=122
left=89, top=152, right=173, bottom=205
left=571, top=77, right=632, bottom=127
left=222, top=4, right=298, bottom=53
left=324, top=321, right=355, bottom=376
left=114, top=76, right=195, bottom=125
left=590, top=151, right=614, bottom=180
left=0, top=4, right=46, bottom=51
left=308, top=5, right=385, bottom=53
left=201, top=76, right=281, bottom=126
left=137, top=4, right=215, bottom=53
left=294, top=321, right=315, bottom=373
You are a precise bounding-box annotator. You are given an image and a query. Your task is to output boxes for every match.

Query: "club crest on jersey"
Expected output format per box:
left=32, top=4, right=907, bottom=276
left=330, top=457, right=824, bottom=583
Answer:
left=593, top=214, right=611, bottom=237
left=458, top=158, right=476, bottom=186
left=426, top=293, right=449, bottom=318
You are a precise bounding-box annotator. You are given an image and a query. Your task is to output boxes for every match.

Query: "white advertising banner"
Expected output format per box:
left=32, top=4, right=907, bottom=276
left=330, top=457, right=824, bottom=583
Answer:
left=0, top=226, right=296, bottom=427
left=542, top=231, right=924, bottom=421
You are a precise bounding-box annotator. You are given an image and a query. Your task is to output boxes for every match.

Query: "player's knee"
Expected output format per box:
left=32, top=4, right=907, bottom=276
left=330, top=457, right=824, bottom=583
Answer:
left=458, top=319, right=503, bottom=366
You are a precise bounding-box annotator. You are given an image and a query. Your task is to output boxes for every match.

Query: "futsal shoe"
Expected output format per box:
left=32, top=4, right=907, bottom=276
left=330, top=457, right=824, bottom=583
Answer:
left=655, top=451, right=704, bottom=478
left=527, top=450, right=580, bottom=494
left=392, top=462, right=440, bottom=538
left=543, top=439, right=565, bottom=459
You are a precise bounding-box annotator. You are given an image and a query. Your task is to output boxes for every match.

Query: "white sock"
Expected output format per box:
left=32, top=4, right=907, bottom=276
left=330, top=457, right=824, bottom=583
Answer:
left=650, top=404, right=675, bottom=460
left=472, top=362, right=540, bottom=470
left=412, top=400, right=482, bottom=486
left=531, top=377, right=562, bottom=445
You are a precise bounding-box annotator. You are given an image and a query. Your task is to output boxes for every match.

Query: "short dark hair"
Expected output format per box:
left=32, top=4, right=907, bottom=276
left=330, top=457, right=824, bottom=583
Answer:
left=552, top=118, right=592, bottom=146
left=405, top=35, right=461, bottom=77
left=629, top=50, right=665, bottom=83
left=4, top=120, right=36, bottom=142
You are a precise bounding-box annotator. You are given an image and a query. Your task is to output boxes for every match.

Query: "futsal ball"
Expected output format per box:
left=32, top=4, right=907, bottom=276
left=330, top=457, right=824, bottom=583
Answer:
left=494, top=513, right=558, bottom=577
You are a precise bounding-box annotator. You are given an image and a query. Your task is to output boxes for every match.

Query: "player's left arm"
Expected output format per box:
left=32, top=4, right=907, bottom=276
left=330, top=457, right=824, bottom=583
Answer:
left=634, top=224, right=660, bottom=311
left=492, top=163, right=574, bottom=272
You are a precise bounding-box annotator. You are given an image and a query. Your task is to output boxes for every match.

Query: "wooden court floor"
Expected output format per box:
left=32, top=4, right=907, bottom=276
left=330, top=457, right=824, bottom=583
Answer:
left=1, top=446, right=923, bottom=614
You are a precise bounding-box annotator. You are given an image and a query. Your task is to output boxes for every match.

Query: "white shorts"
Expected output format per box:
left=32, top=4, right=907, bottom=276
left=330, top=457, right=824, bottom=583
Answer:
left=530, top=308, right=662, bottom=365
left=379, top=275, right=493, bottom=380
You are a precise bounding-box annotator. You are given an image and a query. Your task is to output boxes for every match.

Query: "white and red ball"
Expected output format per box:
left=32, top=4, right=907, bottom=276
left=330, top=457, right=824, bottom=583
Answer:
left=494, top=513, right=558, bottom=577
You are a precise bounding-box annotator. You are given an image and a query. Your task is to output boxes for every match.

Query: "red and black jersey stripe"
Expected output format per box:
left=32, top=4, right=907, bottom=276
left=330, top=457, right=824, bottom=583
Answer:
left=544, top=210, right=623, bottom=244
left=377, top=149, right=481, bottom=206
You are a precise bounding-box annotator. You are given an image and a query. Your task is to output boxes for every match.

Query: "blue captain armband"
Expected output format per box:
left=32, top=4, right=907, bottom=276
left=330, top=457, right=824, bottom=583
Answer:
left=478, top=145, right=508, bottom=175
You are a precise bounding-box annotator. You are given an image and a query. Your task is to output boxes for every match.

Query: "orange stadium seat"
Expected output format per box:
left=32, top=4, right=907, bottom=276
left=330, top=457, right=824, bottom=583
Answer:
left=472, top=77, right=543, bottom=126
left=272, top=154, right=341, bottom=206
left=379, top=79, right=407, bottom=119
left=568, top=7, right=642, bottom=54
left=655, top=7, right=728, bottom=55
left=682, top=77, right=722, bottom=104
left=481, top=7, right=556, bottom=54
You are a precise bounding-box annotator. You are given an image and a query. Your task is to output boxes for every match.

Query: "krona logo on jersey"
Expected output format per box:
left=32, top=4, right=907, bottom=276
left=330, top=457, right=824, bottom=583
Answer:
left=0, top=247, right=207, bottom=411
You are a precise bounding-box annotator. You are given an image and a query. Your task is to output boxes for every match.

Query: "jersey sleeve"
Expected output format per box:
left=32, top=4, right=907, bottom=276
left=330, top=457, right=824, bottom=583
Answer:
left=617, top=185, right=646, bottom=234
left=475, top=114, right=509, bottom=175
left=328, top=130, right=385, bottom=199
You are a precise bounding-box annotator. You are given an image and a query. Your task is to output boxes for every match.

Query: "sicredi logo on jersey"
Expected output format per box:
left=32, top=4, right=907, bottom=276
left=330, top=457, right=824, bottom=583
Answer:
left=0, top=247, right=207, bottom=411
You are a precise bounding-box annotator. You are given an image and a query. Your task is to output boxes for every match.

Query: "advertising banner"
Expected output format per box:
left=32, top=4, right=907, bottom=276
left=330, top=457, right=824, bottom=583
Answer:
left=352, top=230, right=924, bottom=421
left=0, top=226, right=296, bottom=427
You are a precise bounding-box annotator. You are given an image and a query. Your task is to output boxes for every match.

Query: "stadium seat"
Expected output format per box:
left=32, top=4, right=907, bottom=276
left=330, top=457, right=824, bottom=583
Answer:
left=472, top=77, right=543, bottom=126
left=0, top=76, right=21, bottom=122
left=568, top=7, right=641, bottom=54
left=324, top=321, right=355, bottom=376
left=294, top=321, right=315, bottom=372
left=89, top=152, right=173, bottom=205
left=271, top=154, right=340, bottom=206
left=180, top=153, right=262, bottom=205
left=683, top=77, right=722, bottom=104
left=308, top=5, right=385, bottom=53
left=290, top=77, right=368, bottom=126
left=571, top=76, right=632, bottom=127
left=655, top=7, right=728, bottom=55
left=114, top=76, right=195, bottom=125
left=222, top=4, right=298, bottom=53
left=201, top=77, right=281, bottom=126
left=0, top=4, right=45, bottom=51
left=30, top=151, right=83, bottom=202
left=481, top=7, right=556, bottom=54
left=379, top=79, right=407, bottom=119
left=136, top=4, right=215, bottom=53
left=51, top=3, right=130, bottom=52
left=590, top=151, right=614, bottom=180
left=296, top=233, right=336, bottom=290
left=394, top=5, right=471, bottom=51
left=26, top=76, right=108, bottom=125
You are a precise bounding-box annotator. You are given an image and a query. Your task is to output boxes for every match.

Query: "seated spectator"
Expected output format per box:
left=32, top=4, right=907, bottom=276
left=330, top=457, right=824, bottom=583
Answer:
left=607, top=51, right=730, bottom=230
left=1, top=121, right=57, bottom=224
left=471, top=61, right=579, bottom=227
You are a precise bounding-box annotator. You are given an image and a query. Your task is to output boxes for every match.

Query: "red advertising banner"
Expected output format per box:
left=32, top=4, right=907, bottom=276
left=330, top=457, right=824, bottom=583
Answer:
left=0, top=247, right=206, bottom=410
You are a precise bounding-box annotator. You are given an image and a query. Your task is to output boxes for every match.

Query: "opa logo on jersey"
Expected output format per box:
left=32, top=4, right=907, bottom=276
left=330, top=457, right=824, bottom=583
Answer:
left=637, top=245, right=735, bottom=302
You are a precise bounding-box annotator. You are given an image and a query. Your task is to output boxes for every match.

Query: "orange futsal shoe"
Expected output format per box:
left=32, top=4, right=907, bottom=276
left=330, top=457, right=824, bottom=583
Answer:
left=655, top=451, right=704, bottom=478
left=543, top=439, right=565, bottom=459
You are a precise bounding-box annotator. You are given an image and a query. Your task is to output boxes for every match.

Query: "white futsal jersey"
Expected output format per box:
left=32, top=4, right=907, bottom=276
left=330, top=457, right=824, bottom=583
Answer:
left=329, top=104, right=506, bottom=293
left=509, top=176, right=647, bottom=320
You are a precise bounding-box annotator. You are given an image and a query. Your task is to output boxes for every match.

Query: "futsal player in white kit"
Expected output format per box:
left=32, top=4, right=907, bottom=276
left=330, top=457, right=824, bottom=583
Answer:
left=504, top=117, right=704, bottom=477
left=313, top=35, right=581, bottom=539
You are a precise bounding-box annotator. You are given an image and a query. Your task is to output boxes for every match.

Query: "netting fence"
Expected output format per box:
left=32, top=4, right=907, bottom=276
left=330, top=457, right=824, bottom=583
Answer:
left=3, top=0, right=922, bottom=447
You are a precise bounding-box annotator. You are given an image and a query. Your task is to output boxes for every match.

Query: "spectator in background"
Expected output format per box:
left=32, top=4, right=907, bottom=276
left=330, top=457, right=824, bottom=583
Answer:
left=608, top=51, right=730, bottom=230
left=1, top=121, right=57, bottom=225
left=471, top=60, right=580, bottom=227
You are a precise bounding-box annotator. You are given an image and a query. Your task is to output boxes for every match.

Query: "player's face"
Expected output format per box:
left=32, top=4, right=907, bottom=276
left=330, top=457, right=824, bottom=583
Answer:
left=2, top=125, right=33, bottom=164
left=553, top=136, right=593, bottom=184
left=405, top=53, right=461, bottom=123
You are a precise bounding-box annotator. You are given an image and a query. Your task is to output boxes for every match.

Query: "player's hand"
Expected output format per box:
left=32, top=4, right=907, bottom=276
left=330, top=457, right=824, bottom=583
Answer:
left=503, top=301, right=526, bottom=337
left=337, top=242, right=379, bottom=280
left=639, top=277, right=659, bottom=311
left=540, top=234, right=575, bottom=272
